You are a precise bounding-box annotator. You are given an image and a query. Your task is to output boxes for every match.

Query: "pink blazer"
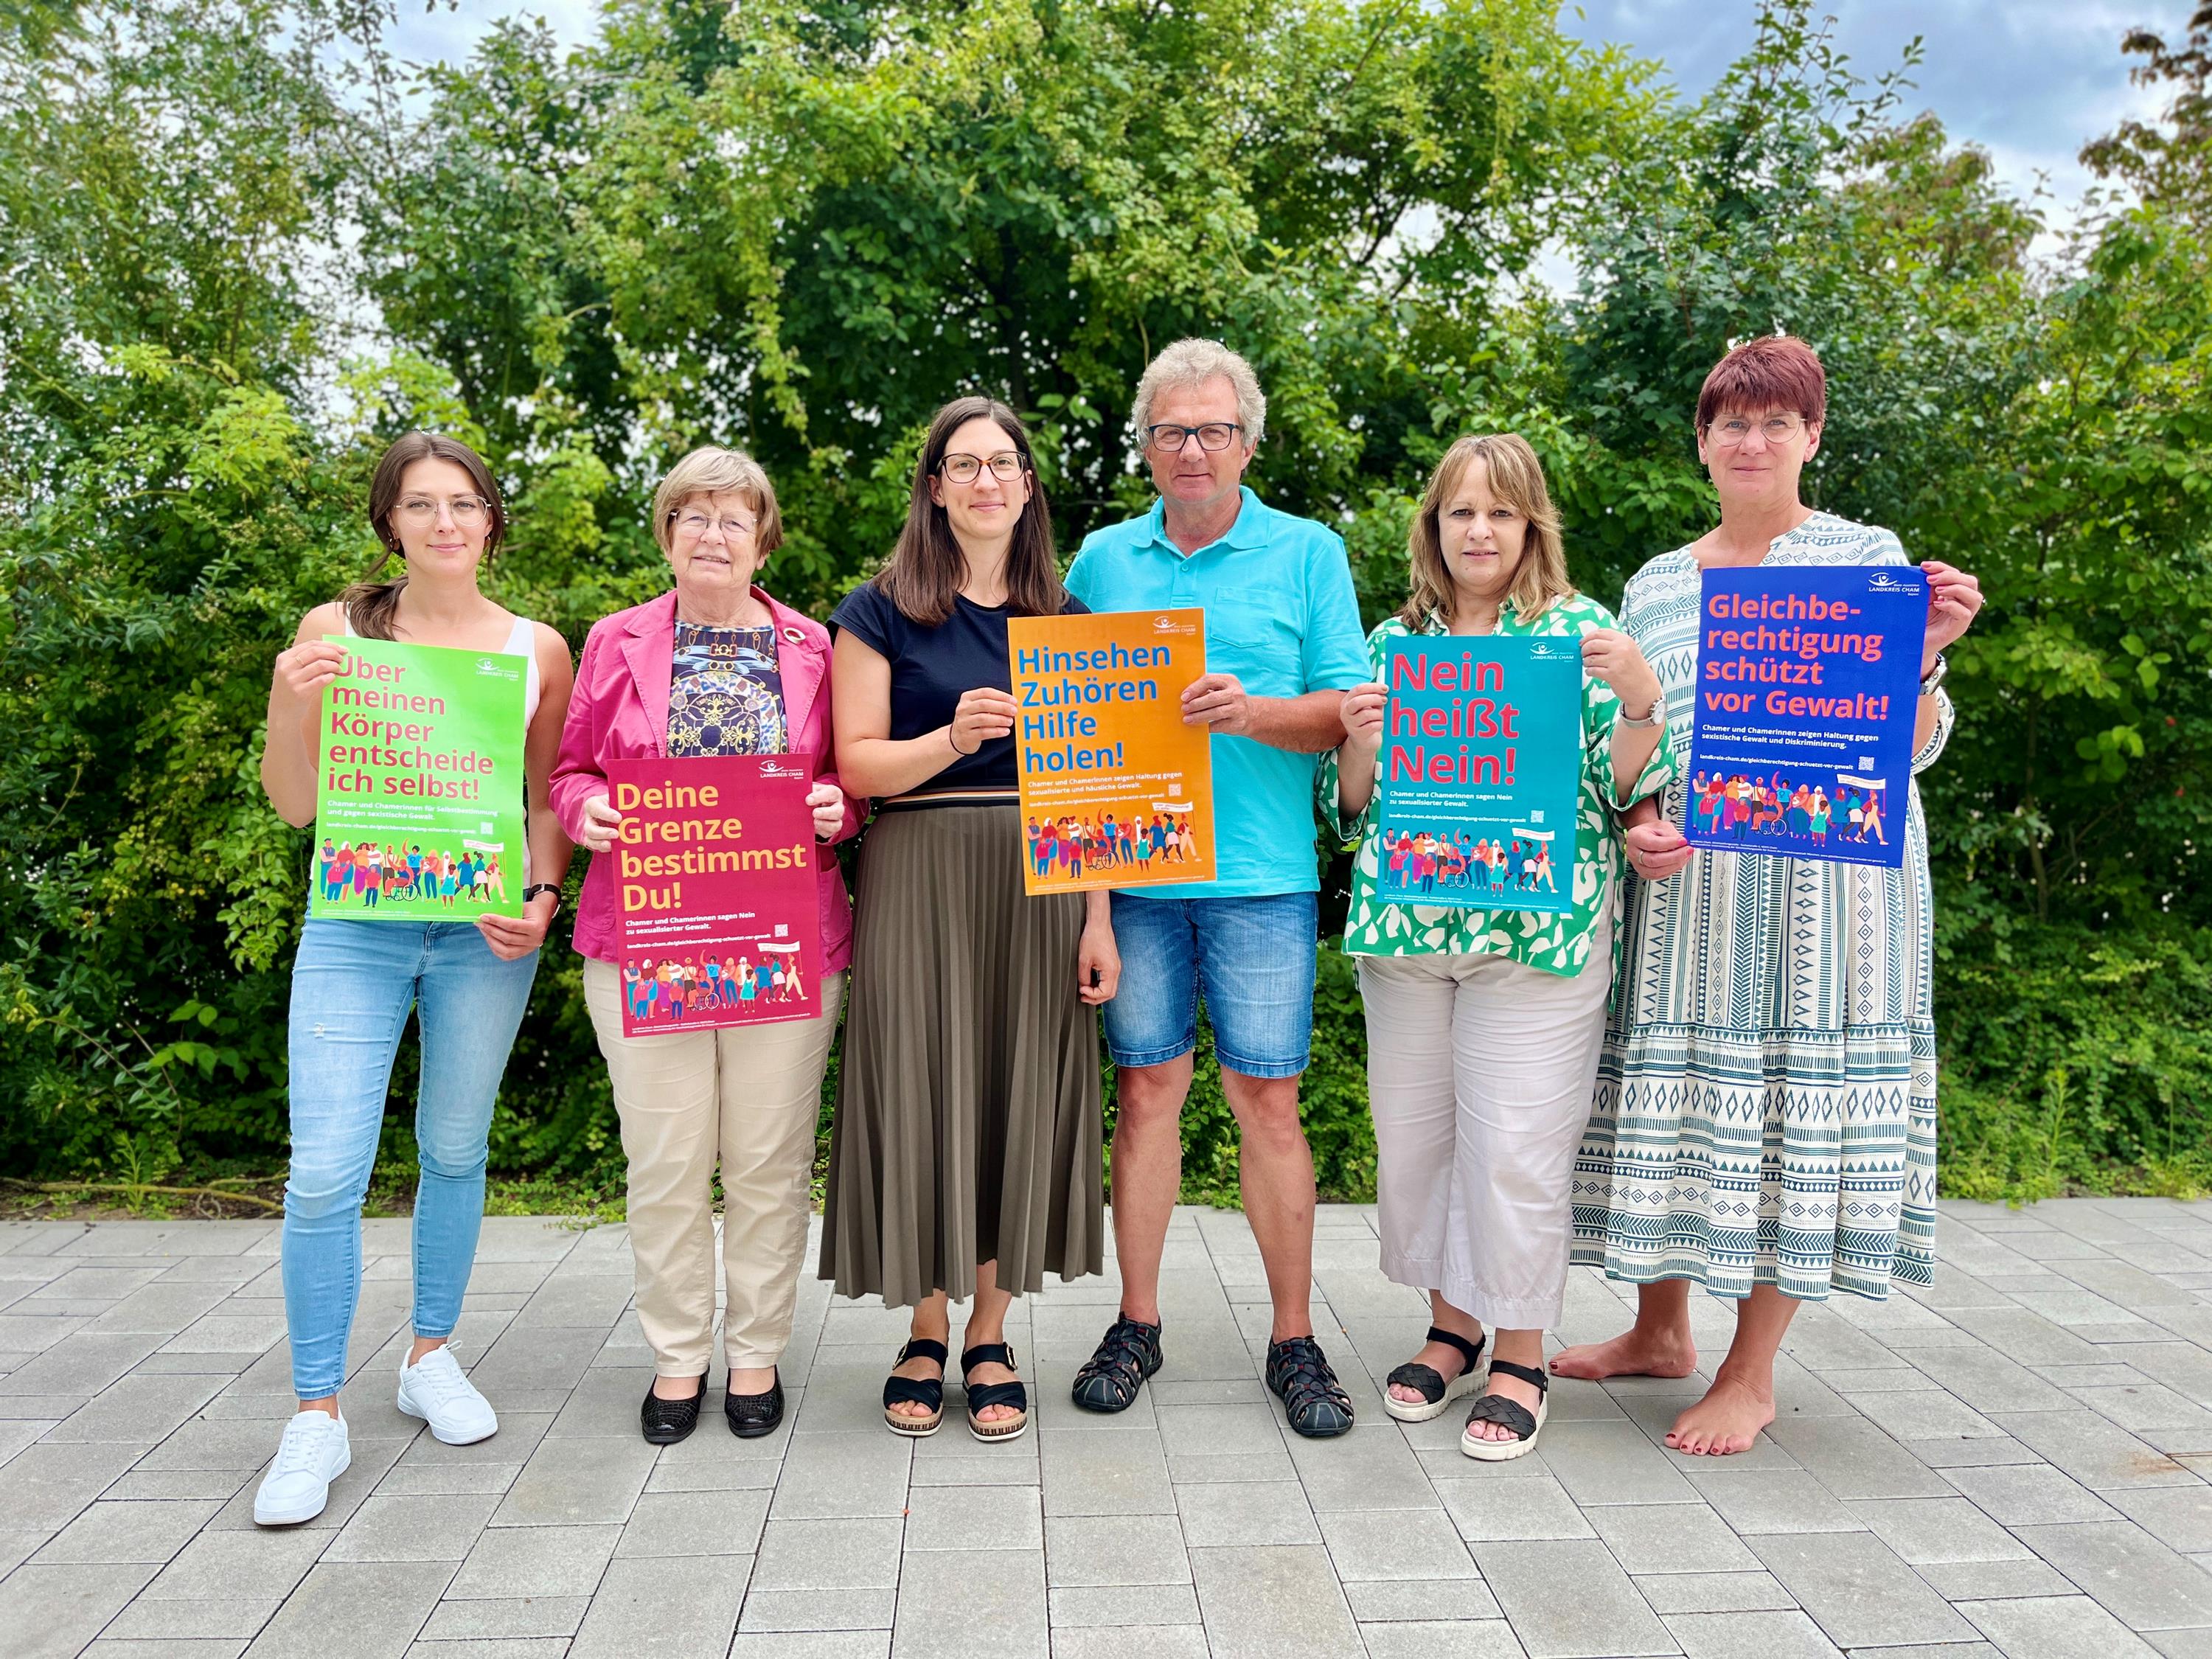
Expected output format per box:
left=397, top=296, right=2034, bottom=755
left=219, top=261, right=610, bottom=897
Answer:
left=550, top=587, right=863, bottom=970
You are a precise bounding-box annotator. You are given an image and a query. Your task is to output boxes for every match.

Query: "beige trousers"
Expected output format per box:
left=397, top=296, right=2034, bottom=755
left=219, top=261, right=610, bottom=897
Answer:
left=582, top=957, right=843, bottom=1375
left=1356, top=916, right=1611, bottom=1330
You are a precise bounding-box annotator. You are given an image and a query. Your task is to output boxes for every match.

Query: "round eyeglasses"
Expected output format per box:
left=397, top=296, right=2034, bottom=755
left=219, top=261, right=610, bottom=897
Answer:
left=941, top=452, right=1025, bottom=484
left=392, top=495, right=490, bottom=527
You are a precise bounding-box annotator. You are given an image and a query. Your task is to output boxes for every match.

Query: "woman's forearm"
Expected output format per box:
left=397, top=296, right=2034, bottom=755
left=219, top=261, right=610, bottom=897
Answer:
left=835, top=728, right=964, bottom=800
left=261, top=705, right=319, bottom=827
left=1335, top=739, right=1379, bottom=819
left=1608, top=722, right=1663, bottom=804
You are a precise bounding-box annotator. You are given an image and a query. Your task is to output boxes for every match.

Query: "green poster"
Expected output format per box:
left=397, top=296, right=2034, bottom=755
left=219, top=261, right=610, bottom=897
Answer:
left=308, top=636, right=528, bottom=920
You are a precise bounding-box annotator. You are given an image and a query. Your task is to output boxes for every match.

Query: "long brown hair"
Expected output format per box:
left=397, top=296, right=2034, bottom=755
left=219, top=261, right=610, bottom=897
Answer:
left=343, top=433, right=509, bottom=641
left=875, top=397, right=1062, bottom=625
left=1399, top=434, right=1573, bottom=629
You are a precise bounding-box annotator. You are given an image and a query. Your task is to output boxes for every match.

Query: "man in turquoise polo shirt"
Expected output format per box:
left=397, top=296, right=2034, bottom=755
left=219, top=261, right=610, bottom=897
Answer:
left=1063, top=338, right=1368, bottom=1438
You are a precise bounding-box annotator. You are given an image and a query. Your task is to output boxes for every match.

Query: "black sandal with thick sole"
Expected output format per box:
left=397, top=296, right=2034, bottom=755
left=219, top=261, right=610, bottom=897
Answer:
left=883, top=1338, right=947, bottom=1437
left=640, top=1374, right=708, bottom=1445
left=1382, top=1326, right=1487, bottom=1423
left=960, top=1342, right=1029, bottom=1442
left=1460, top=1359, right=1549, bottom=1461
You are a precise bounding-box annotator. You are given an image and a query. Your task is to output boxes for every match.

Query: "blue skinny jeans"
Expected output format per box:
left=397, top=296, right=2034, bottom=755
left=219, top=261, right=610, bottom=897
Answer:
left=282, top=918, right=538, bottom=1399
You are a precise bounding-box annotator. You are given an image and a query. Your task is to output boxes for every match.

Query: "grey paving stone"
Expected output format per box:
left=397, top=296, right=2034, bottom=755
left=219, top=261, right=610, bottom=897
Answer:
left=904, top=1482, right=1040, bottom=1551
left=1915, top=1556, right=2079, bottom=1600
left=739, top=1589, right=899, bottom=1633
left=892, top=1546, right=1046, bottom=1656
left=1433, top=1473, right=1596, bottom=1543
left=611, top=1486, right=770, bottom=1557
left=1846, top=1496, right=2037, bottom=1563
left=1050, top=1627, right=1209, bottom=1658
left=2109, top=1484, right=2212, bottom=1554
left=1042, top=1512, right=1190, bottom=1585
left=730, top=1635, right=891, bottom=1659
left=398, top=1641, right=567, bottom=1658
left=1470, top=1539, right=1674, bottom=1656
left=1959, top=1593, right=2163, bottom=1658
left=1152, top=1402, right=1285, bottom=1458
left=490, top=1431, right=655, bottom=1526
left=646, top=1420, right=787, bottom=1492
left=1663, top=1608, right=1843, bottom=1658
left=907, top=1450, right=1041, bottom=1488
left=1992, top=1408, right=2199, bottom=1489
left=1048, top=1583, right=1203, bottom=1626
left=1687, top=1469, right=1867, bottom=1534
left=1762, top=1413, right=1953, bottom=1498
left=1340, top=1577, right=1503, bottom=1621
left=1315, top=1508, right=1475, bottom=1581
left=82, top=1641, right=249, bottom=1658
left=1748, top=1531, right=1978, bottom=1647
left=446, top=1522, right=619, bottom=1598
left=42, top=1372, right=227, bottom=1444
left=1536, top=1417, right=1698, bottom=1506
left=1173, top=1479, right=1321, bottom=1545
left=324, top=1492, right=497, bottom=1562
left=1040, top=1427, right=1175, bottom=1516
left=4, top=1438, right=143, bottom=1529
left=416, top=1593, right=590, bottom=1638
left=104, top=1593, right=286, bottom=1641
left=0, top=1561, right=159, bottom=1659
left=1189, top=1545, right=1366, bottom=1659
left=139, top=1524, right=328, bottom=1603
left=752, top=1517, right=904, bottom=1590
left=30, top=1497, right=220, bottom=1563
left=1633, top=1570, right=1799, bottom=1613
left=1586, top=1500, right=1759, bottom=1573
left=771, top=1430, right=911, bottom=1520
left=1355, top=1622, right=1526, bottom=1659
left=567, top=1551, right=749, bottom=1657
left=243, top=1559, right=453, bottom=1658
left=1282, top=1425, right=1441, bottom=1512
left=2013, top=1519, right=2212, bottom=1630
left=1944, top=1461, right=2121, bottom=1526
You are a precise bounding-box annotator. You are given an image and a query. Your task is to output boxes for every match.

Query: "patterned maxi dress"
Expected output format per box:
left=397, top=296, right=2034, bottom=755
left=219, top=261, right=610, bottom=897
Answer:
left=1569, top=512, right=1954, bottom=1301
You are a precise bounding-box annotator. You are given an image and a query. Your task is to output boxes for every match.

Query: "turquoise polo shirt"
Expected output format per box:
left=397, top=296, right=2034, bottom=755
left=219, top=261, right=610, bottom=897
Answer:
left=1065, top=487, right=1368, bottom=899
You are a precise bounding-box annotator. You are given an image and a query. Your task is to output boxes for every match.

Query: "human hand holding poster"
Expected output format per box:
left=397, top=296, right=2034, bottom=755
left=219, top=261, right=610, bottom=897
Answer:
left=606, top=754, right=823, bottom=1034
left=1006, top=608, right=1214, bottom=894
left=1683, top=564, right=1927, bottom=869
left=310, top=636, right=526, bottom=920
left=1374, top=636, right=1580, bottom=915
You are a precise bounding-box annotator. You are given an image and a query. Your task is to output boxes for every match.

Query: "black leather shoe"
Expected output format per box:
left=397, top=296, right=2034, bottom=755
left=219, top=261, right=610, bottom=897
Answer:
left=726, top=1370, right=785, bottom=1439
left=641, top=1374, right=708, bottom=1444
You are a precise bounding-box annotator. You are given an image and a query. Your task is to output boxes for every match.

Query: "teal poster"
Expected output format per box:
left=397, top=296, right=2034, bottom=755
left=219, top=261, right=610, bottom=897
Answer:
left=1374, top=635, right=1582, bottom=915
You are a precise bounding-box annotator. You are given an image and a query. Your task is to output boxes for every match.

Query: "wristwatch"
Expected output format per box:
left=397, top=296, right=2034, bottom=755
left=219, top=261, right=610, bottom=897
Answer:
left=1616, top=689, right=1666, bottom=730
left=522, top=883, right=563, bottom=916
left=1919, top=653, right=1948, bottom=697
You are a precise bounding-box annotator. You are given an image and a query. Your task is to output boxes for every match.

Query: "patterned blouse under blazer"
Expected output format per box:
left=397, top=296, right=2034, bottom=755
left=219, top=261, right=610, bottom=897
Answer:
left=1318, top=595, right=1679, bottom=978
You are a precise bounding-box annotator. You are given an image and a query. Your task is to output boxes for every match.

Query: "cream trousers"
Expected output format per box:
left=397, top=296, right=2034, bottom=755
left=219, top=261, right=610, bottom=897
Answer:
left=1357, top=917, right=1610, bottom=1330
left=582, top=957, right=843, bottom=1375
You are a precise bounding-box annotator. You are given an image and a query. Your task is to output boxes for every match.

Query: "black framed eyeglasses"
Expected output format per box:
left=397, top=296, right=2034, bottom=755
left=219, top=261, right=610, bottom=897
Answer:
left=1146, top=422, right=1243, bottom=453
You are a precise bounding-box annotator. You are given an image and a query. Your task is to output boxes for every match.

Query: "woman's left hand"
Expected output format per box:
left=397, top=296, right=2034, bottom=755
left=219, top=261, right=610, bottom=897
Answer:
left=1582, top=628, right=1662, bottom=720
left=1077, top=919, right=1121, bottom=1006
left=807, top=782, right=846, bottom=842
left=477, top=891, right=557, bottom=961
left=1921, top=561, right=1984, bottom=669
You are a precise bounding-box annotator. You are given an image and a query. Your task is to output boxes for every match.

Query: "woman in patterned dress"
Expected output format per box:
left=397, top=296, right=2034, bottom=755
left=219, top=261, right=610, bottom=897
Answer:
left=1321, top=434, right=1676, bottom=1458
left=1555, top=336, right=1984, bottom=1454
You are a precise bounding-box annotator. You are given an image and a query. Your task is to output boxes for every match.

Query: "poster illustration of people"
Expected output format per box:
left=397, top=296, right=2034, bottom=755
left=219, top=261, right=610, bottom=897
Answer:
left=1006, top=608, right=1216, bottom=894
left=1374, top=635, right=1582, bottom=916
left=310, top=636, right=528, bottom=921
left=605, top=754, right=824, bottom=1035
left=1684, top=564, right=1927, bottom=869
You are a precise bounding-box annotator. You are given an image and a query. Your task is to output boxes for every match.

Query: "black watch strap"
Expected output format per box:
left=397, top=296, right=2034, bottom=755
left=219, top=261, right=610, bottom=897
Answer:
left=522, top=882, right=562, bottom=913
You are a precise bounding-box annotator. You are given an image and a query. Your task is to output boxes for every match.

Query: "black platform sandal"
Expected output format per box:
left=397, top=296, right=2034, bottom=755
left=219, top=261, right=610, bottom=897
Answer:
left=640, top=1374, right=708, bottom=1445
left=883, top=1338, right=947, bottom=1437
left=1265, top=1335, right=1354, bottom=1439
left=1382, top=1326, right=1487, bottom=1424
left=1071, top=1315, right=1162, bottom=1414
left=725, top=1369, right=785, bottom=1439
left=960, top=1342, right=1029, bottom=1443
left=1460, top=1359, right=1549, bottom=1461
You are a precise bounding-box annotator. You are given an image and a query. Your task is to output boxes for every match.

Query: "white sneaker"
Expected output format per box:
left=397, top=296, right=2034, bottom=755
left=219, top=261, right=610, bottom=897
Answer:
left=396, top=1344, right=499, bottom=1445
left=254, top=1410, right=351, bottom=1526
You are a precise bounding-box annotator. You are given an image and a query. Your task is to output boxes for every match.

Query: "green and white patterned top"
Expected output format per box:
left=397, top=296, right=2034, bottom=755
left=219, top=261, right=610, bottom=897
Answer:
left=1318, top=597, right=1678, bottom=978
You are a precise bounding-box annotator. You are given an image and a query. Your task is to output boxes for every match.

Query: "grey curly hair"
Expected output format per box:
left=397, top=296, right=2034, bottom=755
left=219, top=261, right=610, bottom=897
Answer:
left=1131, top=338, right=1267, bottom=448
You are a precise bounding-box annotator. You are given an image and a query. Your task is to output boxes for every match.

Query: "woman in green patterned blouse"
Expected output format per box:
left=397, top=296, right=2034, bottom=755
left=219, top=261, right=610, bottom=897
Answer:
left=1319, top=434, right=1676, bottom=1460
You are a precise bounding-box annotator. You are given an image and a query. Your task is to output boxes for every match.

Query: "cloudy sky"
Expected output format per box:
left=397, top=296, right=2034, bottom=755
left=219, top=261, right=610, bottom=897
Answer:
left=391, top=0, right=2179, bottom=215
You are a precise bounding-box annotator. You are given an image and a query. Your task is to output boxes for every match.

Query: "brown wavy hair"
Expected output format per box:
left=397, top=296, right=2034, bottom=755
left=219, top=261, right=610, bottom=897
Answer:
left=875, top=397, right=1062, bottom=626
left=1399, top=433, right=1573, bottom=629
left=343, top=433, right=508, bottom=641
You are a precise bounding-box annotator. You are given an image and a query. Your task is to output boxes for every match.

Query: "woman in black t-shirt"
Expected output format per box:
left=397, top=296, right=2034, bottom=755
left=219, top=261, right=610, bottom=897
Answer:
left=822, top=397, right=1120, bottom=1443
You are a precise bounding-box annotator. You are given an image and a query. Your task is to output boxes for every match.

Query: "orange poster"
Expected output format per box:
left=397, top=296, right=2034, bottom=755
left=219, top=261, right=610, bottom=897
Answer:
left=1007, top=608, right=1216, bottom=894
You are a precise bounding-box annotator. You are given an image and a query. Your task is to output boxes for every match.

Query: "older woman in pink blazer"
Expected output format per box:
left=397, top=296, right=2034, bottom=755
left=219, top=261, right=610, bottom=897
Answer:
left=552, top=445, right=861, bottom=1447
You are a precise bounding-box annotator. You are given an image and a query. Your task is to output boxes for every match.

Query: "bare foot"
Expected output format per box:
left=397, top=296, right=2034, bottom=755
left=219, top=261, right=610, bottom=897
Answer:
left=1549, top=1326, right=1697, bottom=1382
left=964, top=1356, right=1022, bottom=1425
left=1387, top=1335, right=1481, bottom=1406
left=1464, top=1370, right=1544, bottom=1441
left=888, top=1349, right=944, bottom=1423
left=1664, top=1373, right=1774, bottom=1455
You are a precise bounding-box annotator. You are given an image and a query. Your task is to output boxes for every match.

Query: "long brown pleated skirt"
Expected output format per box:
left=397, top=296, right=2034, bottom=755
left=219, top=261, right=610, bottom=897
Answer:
left=818, top=803, right=1105, bottom=1306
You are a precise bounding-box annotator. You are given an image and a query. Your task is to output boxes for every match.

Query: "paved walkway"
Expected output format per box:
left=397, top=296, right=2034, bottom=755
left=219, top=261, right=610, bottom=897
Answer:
left=3, top=1200, right=2212, bottom=1658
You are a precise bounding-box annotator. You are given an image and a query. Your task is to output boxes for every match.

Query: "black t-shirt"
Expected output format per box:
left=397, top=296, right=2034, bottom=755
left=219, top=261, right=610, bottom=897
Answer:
left=829, top=581, right=1090, bottom=797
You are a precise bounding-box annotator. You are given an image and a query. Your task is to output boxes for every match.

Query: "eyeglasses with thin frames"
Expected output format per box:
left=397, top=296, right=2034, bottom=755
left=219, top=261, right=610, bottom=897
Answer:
left=941, top=452, right=1025, bottom=484
left=393, top=495, right=490, bottom=527
left=672, top=511, right=757, bottom=541
left=1707, top=414, right=1808, bottom=447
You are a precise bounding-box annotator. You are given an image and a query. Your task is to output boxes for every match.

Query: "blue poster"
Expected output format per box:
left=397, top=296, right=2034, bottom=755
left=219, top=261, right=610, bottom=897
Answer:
left=1684, top=564, right=1927, bottom=869
left=1374, top=635, right=1582, bottom=914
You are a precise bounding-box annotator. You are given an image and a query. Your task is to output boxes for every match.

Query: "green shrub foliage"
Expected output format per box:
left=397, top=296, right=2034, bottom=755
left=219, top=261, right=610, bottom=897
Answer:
left=3, top=0, right=2208, bottom=1203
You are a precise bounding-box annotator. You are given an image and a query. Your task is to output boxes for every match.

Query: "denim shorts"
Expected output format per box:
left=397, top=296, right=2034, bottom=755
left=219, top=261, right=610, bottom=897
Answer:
left=1102, top=891, right=1319, bottom=1078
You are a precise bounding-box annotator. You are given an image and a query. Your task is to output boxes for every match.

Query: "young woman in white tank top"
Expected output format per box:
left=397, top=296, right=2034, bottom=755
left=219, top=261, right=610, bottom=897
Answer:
left=251, top=433, right=575, bottom=1526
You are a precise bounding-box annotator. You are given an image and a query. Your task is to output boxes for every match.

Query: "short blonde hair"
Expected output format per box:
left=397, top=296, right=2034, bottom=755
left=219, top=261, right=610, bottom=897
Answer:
left=1132, top=338, right=1267, bottom=446
left=650, top=445, right=784, bottom=556
left=1401, top=434, right=1574, bottom=628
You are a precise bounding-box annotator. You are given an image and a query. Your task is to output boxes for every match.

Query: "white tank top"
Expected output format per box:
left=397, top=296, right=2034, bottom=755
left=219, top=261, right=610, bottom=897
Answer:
left=341, top=607, right=543, bottom=886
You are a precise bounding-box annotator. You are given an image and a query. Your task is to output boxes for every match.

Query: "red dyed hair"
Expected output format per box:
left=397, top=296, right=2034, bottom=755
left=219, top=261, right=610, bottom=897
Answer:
left=1694, top=335, right=1827, bottom=433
